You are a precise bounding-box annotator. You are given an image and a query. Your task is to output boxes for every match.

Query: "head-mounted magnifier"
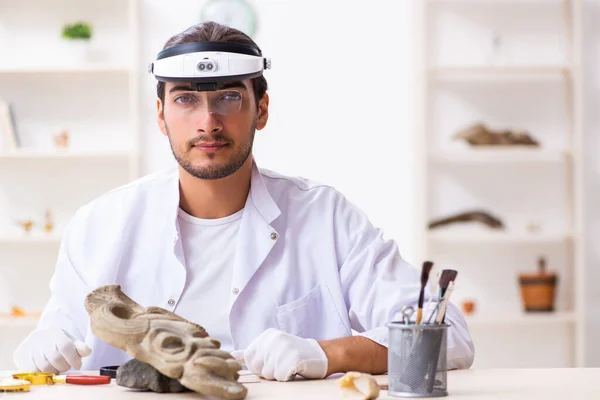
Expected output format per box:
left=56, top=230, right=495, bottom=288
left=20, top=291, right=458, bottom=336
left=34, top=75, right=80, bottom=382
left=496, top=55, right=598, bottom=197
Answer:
left=148, top=42, right=271, bottom=92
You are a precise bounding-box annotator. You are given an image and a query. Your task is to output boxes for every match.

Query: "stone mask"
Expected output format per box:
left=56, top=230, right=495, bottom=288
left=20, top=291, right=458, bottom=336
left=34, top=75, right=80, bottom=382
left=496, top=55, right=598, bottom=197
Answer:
left=85, top=284, right=247, bottom=400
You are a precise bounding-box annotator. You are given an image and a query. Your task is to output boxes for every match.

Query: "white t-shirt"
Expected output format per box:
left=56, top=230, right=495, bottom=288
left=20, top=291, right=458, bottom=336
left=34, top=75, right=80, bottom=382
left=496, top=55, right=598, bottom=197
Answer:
left=175, top=207, right=243, bottom=352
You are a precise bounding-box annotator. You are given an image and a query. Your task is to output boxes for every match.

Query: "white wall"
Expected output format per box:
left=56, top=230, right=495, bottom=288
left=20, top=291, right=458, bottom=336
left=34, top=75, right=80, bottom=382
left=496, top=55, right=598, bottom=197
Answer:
left=139, top=0, right=419, bottom=265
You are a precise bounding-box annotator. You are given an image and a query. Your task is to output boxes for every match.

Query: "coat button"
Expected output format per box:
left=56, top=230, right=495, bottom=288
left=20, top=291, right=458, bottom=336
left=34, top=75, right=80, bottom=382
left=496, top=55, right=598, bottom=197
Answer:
left=270, top=232, right=278, bottom=240
left=168, top=299, right=175, bottom=306
left=232, top=288, right=239, bottom=295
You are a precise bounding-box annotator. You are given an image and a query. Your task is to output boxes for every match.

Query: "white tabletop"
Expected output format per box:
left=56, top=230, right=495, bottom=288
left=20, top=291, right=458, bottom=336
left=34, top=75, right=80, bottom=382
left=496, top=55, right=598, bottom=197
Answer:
left=1, top=368, right=600, bottom=399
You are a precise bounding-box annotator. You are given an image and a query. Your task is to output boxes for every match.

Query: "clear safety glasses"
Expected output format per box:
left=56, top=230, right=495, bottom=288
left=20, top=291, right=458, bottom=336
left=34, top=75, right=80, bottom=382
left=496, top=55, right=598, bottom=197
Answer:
left=174, top=90, right=243, bottom=116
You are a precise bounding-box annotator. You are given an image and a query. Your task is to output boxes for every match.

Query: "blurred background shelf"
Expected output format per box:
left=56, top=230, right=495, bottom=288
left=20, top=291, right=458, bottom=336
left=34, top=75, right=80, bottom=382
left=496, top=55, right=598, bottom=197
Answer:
left=428, top=0, right=565, bottom=3
left=0, top=0, right=140, bottom=370
left=0, top=150, right=133, bottom=161
left=428, top=66, right=570, bottom=74
left=427, top=66, right=571, bottom=82
left=415, top=0, right=584, bottom=368
left=0, top=317, right=39, bottom=328
left=429, top=148, right=571, bottom=164
left=0, top=65, right=134, bottom=74
left=427, top=231, right=572, bottom=244
left=465, top=311, right=577, bottom=327
left=0, top=235, right=61, bottom=245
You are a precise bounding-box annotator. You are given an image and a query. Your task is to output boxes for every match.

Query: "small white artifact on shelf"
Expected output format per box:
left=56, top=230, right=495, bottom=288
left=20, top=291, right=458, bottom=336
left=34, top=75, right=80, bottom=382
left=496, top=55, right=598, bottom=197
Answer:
left=44, top=209, right=54, bottom=234
left=526, top=221, right=542, bottom=234
left=53, top=129, right=69, bottom=149
left=15, top=220, right=34, bottom=234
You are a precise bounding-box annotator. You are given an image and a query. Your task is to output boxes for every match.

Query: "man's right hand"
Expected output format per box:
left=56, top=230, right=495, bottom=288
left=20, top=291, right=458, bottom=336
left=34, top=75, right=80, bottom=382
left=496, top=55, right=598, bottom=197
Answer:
left=13, top=327, right=92, bottom=373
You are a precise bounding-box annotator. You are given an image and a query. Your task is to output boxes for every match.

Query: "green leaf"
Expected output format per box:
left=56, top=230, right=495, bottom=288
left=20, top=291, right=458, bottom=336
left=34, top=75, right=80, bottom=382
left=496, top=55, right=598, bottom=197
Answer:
left=62, top=22, right=93, bottom=40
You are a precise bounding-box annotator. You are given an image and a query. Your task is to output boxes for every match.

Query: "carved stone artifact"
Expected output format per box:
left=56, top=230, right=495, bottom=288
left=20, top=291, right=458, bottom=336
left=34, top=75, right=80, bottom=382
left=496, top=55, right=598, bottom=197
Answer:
left=117, top=358, right=190, bottom=393
left=452, top=123, right=539, bottom=146
left=428, top=210, right=504, bottom=230
left=85, top=284, right=247, bottom=400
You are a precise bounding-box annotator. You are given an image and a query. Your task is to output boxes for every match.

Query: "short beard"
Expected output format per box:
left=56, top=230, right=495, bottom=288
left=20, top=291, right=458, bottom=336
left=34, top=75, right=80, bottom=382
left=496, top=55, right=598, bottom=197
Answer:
left=166, top=120, right=255, bottom=180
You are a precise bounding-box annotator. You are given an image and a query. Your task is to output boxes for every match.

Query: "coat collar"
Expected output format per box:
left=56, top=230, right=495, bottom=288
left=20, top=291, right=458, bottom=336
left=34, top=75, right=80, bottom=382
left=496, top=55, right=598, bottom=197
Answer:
left=167, top=158, right=281, bottom=241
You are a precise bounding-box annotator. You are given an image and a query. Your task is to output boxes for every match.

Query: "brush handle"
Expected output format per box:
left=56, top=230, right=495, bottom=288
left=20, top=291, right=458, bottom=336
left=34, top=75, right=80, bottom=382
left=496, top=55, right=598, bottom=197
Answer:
left=53, top=376, right=110, bottom=385
left=435, top=299, right=449, bottom=324
left=426, top=287, right=442, bottom=324
left=436, top=283, right=454, bottom=324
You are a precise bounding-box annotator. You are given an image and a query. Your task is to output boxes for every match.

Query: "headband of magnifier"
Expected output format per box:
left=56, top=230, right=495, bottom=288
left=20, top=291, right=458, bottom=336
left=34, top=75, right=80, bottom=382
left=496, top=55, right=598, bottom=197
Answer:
left=148, top=42, right=271, bottom=92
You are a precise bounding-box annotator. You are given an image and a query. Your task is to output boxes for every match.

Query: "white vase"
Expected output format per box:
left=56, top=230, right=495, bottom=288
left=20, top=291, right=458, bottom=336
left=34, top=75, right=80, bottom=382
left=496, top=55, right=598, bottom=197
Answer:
left=60, top=39, right=92, bottom=66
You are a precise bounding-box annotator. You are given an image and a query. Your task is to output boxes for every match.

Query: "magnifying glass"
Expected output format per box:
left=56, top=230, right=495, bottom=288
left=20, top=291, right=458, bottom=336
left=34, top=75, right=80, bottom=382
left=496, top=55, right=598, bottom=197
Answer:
left=0, top=378, right=31, bottom=392
left=12, top=372, right=110, bottom=385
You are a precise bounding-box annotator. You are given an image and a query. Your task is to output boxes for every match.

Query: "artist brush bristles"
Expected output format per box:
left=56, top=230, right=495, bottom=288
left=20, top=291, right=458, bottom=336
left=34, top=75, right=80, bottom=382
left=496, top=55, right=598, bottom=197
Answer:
left=416, top=261, right=434, bottom=324
left=437, top=281, right=456, bottom=324
left=434, top=269, right=458, bottom=324
left=439, top=269, right=458, bottom=298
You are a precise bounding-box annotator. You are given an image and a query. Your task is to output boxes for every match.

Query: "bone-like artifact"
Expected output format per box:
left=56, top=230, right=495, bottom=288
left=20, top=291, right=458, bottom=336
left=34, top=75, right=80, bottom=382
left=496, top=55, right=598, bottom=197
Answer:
left=338, top=372, right=380, bottom=399
left=453, top=123, right=539, bottom=146
left=85, top=284, right=247, bottom=400
left=428, top=210, right=504, bottom=230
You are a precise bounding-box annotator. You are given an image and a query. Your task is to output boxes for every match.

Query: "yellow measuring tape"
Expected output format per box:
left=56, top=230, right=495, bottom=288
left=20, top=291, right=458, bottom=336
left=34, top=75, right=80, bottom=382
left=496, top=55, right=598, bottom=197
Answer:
left=0, top=378, right=31, bottom=392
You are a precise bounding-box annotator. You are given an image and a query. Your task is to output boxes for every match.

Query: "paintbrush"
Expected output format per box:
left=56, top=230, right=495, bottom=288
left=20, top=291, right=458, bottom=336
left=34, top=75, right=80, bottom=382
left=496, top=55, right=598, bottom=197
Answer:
left=436, top=281, right=455, bottom=324
left=438, top=269, right=457, bottom=300
left=416, top=261, right=434, bottom=324
left=423, top=270, right=441, bottom=323
left=425, top=269, right=457, bottom=324
left=435, top=269, right=457, bottom=324
left=426, top=272, right=458, bottom=393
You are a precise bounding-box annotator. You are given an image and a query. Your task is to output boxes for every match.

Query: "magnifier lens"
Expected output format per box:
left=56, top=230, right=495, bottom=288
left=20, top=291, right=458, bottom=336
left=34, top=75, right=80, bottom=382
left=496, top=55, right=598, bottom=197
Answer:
left=210, top=90, right=243, bottom=116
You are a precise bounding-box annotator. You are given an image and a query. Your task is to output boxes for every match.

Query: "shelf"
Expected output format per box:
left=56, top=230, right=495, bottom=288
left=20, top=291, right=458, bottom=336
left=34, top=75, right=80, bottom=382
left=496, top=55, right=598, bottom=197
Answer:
left=0, top=65, right=134, bottom=74
left=465, top=311, right=576, bottom=327
left=429, top=148, right=571, bottom=164
left=0, top=235, right=61, bottom=245
left=427, top=230, right=571, bottom=244
left=428, top=0, right=566, bottom=4
left=428, top=66, right=571, bottom=80
left=0, top=150, right=132, bottom=161
left=0, top=316, right=39, bottom=328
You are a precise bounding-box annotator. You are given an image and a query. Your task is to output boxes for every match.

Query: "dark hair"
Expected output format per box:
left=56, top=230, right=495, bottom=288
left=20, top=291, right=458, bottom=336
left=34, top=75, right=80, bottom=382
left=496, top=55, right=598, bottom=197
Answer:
left=156, top=21, right=268, bottom=107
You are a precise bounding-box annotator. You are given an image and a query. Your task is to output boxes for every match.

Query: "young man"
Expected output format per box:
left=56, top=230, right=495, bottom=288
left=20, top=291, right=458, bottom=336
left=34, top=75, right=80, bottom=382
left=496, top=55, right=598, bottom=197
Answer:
left=14, top=22, right=474, bottom=381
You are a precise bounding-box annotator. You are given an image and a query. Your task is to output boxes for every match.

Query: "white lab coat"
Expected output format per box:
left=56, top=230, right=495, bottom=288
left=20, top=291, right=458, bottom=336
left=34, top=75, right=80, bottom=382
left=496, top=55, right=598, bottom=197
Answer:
left=34, top=160, right=475, bottom=371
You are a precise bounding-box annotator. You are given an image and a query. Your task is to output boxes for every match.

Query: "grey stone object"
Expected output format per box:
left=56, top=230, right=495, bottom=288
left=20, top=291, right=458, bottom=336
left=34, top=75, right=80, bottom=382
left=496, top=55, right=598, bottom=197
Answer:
left=117, top=358, right=191, bottom=393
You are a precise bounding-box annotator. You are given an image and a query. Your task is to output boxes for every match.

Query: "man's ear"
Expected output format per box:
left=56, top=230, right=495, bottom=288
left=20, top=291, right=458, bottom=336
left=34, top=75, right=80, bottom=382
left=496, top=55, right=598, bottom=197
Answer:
left=157, top=98, right=167, bottom=136
left=256, top=93, right=269, bottom=131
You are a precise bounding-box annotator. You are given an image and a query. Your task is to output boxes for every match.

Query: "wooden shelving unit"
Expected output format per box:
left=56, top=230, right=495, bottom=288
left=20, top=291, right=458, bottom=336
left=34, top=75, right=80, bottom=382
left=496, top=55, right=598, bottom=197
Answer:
left=414, top=0, right=584, bottom=368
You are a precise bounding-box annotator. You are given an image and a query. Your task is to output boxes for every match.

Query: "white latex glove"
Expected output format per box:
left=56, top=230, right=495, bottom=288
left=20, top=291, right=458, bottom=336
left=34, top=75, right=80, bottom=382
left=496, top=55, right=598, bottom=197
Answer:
left=231, top=328, right=328, bottom=382
left=13, top=327, right=92, bottom=373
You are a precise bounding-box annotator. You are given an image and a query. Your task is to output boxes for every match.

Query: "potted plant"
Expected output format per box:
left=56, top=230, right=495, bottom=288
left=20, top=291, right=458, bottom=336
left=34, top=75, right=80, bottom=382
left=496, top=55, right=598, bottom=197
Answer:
left=60, top=21, right=93, bottom=63
left=62, top=22, right=93, bottom=40
left=518, top=257, right=558, bottom=312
